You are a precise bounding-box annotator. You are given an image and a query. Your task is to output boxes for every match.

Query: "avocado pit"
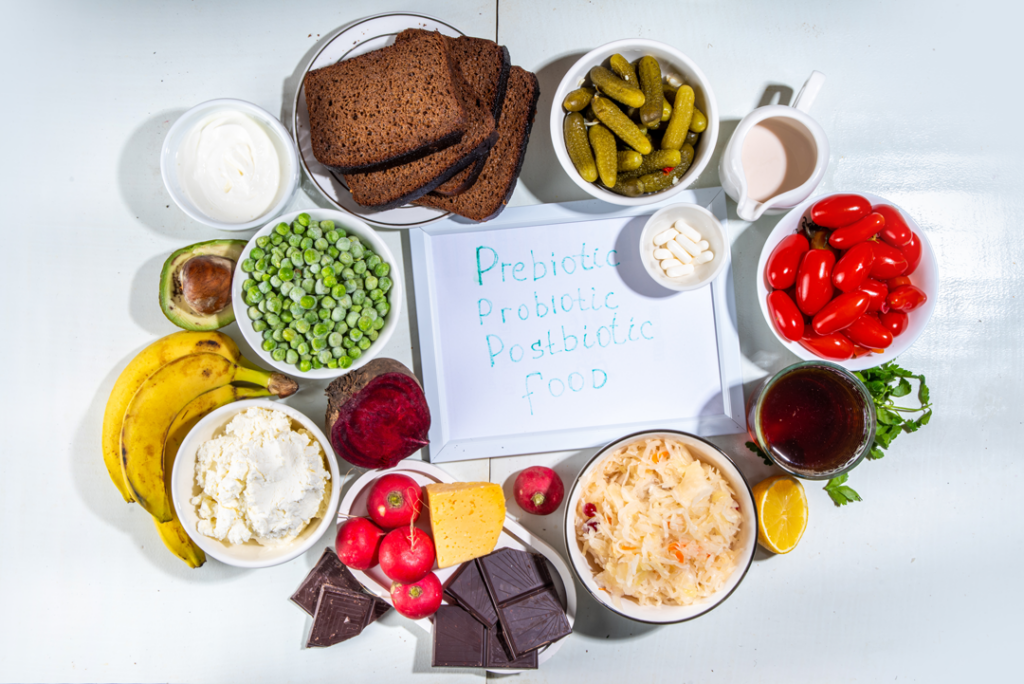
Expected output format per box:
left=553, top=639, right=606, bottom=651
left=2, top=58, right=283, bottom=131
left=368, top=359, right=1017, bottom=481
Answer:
left=180, top=255, right=234, bottom=316
left=159, top=239, right=246, bottom=331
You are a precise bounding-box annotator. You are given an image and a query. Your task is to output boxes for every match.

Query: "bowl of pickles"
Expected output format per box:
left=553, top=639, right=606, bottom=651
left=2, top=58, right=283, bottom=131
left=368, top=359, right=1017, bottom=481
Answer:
left=550, top=39, right=718, bottom=206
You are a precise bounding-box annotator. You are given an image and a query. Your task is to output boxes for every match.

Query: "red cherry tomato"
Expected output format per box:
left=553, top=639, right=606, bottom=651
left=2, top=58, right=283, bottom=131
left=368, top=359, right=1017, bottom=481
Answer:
left=845, top=314, right=894, bottom=349
left=811, top=291, right=871, bottom=335
left=765, top=234, right=810, bottom=290
left=858, top=278, right=889, bottom=312
left=795, top=249, right=836, bottom=316
left=766, top=290, right=805, bottom=342
left=829, top=212, right=885, bottom=250
left=869, top=242, right=909, bottom=279
left=888, top=284, right=927, bottom=312
left=900, top=232, right=923, bottom=275
left=799, top=330, right=855, bottom=360
left=811, top=194, right=872, bottom=229
left=879, top=310, right=909, bottom=337
left=832, top=242, right=876, bottom=293
left=873, top=204, right=913, bottom=247
left=887, top=276, right=912, bottom=290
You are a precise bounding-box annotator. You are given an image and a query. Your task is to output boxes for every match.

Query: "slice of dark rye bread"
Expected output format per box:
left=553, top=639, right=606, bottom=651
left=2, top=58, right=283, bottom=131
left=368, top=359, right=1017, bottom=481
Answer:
left=415, top=67, right=539, bottom=222
left=342, top=60, right=496, bottom=210
left=392, top=31, right=511, bottom=197
left=304, top=30, right=467, bottom=174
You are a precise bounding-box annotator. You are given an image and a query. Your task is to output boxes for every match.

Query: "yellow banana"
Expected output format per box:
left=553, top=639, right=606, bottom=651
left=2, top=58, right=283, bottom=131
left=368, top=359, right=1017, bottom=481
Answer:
left=101, top=331, right=243, bottom=503
left=155, top=385, right=272, bottom=568
left=121, top=353, right=297, bottom=521
left=155, top=515, right=206, bottom=569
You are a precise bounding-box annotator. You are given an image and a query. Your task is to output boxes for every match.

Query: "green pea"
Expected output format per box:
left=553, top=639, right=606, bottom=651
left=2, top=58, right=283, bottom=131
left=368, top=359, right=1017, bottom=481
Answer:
left=297, top=342, right=310, bottom=355
left=351, top=304, right=362, bottom=314
left=312, top=323, right=328, bottom=337
left=336, top=237, right=351, bottom=252
left=352, top=290, right=366, bottom=306
left=364, top=307, right=378, bottom=321
left=289, top=302, right=303, bottom=317
left=272, top=348, right=287, bottom=362
left=288, top=234, right=302, bottom=247
left=311, top=337, right=327, bottom=352
left=292, top=221, right=305, bottom=236
left=353, top=261, right=367, bottom=276
left=308, top=226, right=323, bottom=240
left=373, top=262, right=390, bottom=277
left=369, top=288, right=384, bottom=302
left=328, top=246, right=340, bottom=258
left=258, top=280, right=272, bottom=294
left=351, top=243, right=365, bottom=259
left=256, top=235, right=270, bottom=248
left=308, top=263, right=322, bottom=276
left=354, top=315, right=369, bottom=332
left=327, top=358, right=339, bottom=369
left=282, top=327, right=297, bottom=342
left=265, top=313, right=281, bottom=327
left=302, top=248, right=318, bottom=265
left=298, top=359, right=312, bottom=372
left=367, top=329, right=379, bottom=342
left=328, top=332, right=343, bottom=347
left=286, top=349, right=298, bottom=365
left=372, top=317, right=384, bottom=331
left=300, top=353, right=312, bottom=362
left=281, top=311, right=293, bottom=324
left=300, top=237, right=314, bottom=251
left=337, top=294, right=353, bottom=309
left=321, top=220, right=335, bottom=231
left=364, top=275, right=378, bottom=291
left=281, top=282, right=295, bottom=298
left=316, top=350, right=331, bottom=365
left=270, top=233, right=284, bottom=246
left=321, top=296, right=336, bottom=309
left=349, top=329, right=363, bottom=342
left=294, top=319, right=310, bottom=334
left=275, top=222, right=290, bottom=236
left=263, top=329, right=274, bottom=341
left=296, top=213, right=311, bottom=227
left=311, top=358, right=323, bottom=370
left=249, top=246, right=264, bottom=261
left=315, top=280, right=328, bottom=296
left=338, top=251, right=354, bottom=266
left=346, top=311, right=359, bottom=327
left=262, top=339, right=276, bottom=352
left=331, top=307, right=346, bottom=322
left=348, top=346, right=362, bottom=360
left=375, top=301, right=389, bottom=316
left=302, top=278, right=316, bottom=293
left=313, top=237, right=328, bottom=251
left=289, top=287, right=304, bottom=303
left=339, top=355, right=353, bottom=369
left=245, top=288, right=263, bottom=305
left=308, top=220, right=320, bottom=229
left=325, top=230, right=340, bottom=243
left=241, top=258, right=255, bottom=273
left=316, top=308, right=329, bottom=321
left=358, top=337, right=372, bottom=351
left=241, top=278, right=256, bottom=292
left=252, top=319, right=268, bottom=332
left=260, top=273, right=272, bottom=283
left=272, top=329, right=284, bottom=342
left=342, top=337, right=356, bottom=350
left=379, top=277, right=392, bottom=293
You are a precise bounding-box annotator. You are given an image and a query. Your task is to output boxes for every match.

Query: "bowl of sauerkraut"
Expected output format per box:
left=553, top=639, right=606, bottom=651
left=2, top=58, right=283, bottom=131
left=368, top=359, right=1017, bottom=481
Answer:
left=564, top=430, right=757, bottom=623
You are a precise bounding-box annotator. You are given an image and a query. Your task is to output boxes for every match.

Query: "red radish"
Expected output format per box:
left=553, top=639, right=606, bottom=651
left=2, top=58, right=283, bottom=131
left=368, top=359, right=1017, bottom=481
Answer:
left=390, top=572, right=443, bottom=620
left=378, top=527, right=435, bottom=583
left=514, top=466, right=565, bottom=515
left=325, top=359, right=431, bottom=470
left=367, top=474, right=422, bottom=529
left=335, top=517, right=385, bottom=570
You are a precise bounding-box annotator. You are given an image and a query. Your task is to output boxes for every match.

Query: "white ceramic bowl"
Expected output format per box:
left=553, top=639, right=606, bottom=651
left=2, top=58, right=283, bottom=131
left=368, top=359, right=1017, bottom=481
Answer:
left=550, top=39, right=719, bottom=206
left=756, top=192, right=939, bottom=371
left=563, top=430, right=757, bottom=624
left=170, top=400, right=341, bottom=568
left=232, top=209, right=403, bottom=380
left=640, top=203, right=730, bottom=291
left=161, top=98, right=300, bottom=231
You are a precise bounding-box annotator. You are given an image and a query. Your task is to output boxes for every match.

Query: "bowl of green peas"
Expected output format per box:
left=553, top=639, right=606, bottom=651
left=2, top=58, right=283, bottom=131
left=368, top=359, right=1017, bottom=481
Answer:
left=232, top=209, right=402, bottom=378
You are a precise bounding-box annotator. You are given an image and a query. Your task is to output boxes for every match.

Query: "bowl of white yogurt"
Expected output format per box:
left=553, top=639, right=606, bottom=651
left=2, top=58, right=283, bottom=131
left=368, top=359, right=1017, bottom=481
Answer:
left=170, top=400, right=341, bottom=568
left=161, top=99, right=300, bottom=231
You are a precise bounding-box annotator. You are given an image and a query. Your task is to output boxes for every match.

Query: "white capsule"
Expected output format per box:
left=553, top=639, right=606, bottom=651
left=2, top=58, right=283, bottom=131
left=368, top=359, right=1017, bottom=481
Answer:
left=674, top=221, right=702, bottom=243
left=667, top=264, right=695, bottom=278
left=653, top=228, right=679, bottom=246
left=660, top=258, right=683, bottom=270
left=674, top=234, right=704, bottom=258
left=653, top=248, right=673, bottom=260
left=694, top=250, right=715, bottom=264
left=696, top=239, right=710, bottom=252
left=666, top=239, right=694, bottom=263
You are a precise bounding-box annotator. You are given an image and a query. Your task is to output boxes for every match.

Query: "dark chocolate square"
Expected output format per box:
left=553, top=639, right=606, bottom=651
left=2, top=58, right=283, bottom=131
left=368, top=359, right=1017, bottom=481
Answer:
left=485, top=624, right=538, bottom=670
left=478, top=549, right=552, bottom=606
left=290, top=548, right=390, bottom=622
left=432, top=605, right=486, bottom=668
left=306, top=585, right=374, bottom=648
left=444, top=560, right=498, bottom=628
left=497, top=587, right=571, bottom=657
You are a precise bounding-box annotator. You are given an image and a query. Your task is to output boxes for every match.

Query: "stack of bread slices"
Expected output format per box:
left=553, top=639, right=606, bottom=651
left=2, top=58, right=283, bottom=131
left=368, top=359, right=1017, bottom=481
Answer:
left=304, top=29, right=539, bottom=222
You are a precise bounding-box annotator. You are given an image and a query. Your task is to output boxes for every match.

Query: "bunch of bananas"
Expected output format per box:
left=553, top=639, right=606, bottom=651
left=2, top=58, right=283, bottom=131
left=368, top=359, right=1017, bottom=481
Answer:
left=101, top=331, right=298, bottom=567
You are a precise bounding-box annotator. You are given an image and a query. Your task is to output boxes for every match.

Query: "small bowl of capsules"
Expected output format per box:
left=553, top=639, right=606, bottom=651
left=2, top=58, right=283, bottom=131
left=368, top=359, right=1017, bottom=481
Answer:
left=639, top=203, right=730, bottom=291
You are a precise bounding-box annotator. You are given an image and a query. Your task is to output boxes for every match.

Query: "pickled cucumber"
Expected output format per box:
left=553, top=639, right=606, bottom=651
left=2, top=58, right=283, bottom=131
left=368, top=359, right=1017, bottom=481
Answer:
left=619, top=149, right=684, bottom=180
left=661, top=99, right=672, bottom=122
left=617, top=150, right=643, bottom=171
left=690, top=107, right=708, bottom=133
left=589, top=66, right=645, bottom=108
left=563, top=87, right=595, bottom=112
left=661, top=85, right=694, bottom=150
left=563, top=112, right=597, bottom=183
left=637, top=144, right=694, bottom=192
left=608, top=177, right=645, bottom=197
left=637, top=56, right=664, bottom=127
left=591, top=96, right=653, bottom=155
left=609, top=53, right=638, bottom=87
left=588, top=124, right=618, bottom=188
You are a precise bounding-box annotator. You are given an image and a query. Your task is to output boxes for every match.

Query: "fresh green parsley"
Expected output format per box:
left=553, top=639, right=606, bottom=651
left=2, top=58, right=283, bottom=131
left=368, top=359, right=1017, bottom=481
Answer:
left=746, top=361, right=932, bottom=507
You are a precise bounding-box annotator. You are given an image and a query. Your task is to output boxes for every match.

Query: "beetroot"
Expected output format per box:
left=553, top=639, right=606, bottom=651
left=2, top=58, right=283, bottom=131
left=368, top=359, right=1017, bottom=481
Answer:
left=390, top=572, right=443, bottom=620
left=378, top=527, right=435, bottom=583
left=335, top=517, right=385, bottom=570
left=513, top=466, right=565, bottom=515
left=367, top=474, right=423, bottom=529
left=325, top=359, right=430, bottom=470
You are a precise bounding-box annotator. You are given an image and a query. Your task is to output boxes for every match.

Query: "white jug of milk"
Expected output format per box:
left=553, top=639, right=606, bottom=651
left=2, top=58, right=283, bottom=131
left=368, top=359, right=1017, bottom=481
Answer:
left=719, top=71, right=829, bottom=222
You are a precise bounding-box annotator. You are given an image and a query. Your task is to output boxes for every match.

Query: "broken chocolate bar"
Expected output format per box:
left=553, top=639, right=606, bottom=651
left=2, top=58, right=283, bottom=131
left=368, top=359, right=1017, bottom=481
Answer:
left=485, top=624, right=538, bottom=670
left=290, top=548, right=390, bottom=622
left=478, top=548, right=552, bottom=604
left=444, top=559, right=498, bottom=628
left=432, top=605, right=486, bottom=668
left=306, top=584, right=374, bottom=648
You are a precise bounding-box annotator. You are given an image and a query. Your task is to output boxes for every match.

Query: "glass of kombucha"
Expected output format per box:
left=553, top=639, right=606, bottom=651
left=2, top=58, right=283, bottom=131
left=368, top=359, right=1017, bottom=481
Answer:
left=746, top=361, right=875, bottom=479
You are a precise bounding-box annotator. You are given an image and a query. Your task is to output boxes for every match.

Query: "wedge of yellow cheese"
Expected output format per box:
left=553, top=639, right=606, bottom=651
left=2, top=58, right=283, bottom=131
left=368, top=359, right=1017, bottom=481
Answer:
left=425, top=482, right=505, bottom=568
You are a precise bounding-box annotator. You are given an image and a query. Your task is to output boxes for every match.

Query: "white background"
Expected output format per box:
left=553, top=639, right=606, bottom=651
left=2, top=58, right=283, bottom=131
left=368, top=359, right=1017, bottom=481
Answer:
left=1, top=1, right=1021, bottom=682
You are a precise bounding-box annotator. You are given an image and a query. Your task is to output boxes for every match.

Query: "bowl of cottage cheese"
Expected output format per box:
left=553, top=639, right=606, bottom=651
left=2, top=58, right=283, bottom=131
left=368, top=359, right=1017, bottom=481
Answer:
left=171, top=400, right=341, bottom=568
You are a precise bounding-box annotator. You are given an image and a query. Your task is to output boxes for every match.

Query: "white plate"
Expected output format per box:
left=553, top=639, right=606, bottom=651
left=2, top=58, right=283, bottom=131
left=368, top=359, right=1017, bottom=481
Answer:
left=755, top=191, right=939, bottom=371
left=292, top=13, right=463, bottom=229
left=338, top=460, right=576, bottom=672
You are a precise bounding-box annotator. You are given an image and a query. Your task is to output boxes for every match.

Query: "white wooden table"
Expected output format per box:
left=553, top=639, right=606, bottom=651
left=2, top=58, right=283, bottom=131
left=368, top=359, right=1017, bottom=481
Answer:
left=2, top=1, right=1020, bottom=681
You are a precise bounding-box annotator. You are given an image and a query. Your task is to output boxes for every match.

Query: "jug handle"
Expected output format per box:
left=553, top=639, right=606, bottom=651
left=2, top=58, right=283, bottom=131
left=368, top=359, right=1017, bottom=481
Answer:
left=737, top=195, right=767, bottom=222
left=793, top=71, right=826, bottom=113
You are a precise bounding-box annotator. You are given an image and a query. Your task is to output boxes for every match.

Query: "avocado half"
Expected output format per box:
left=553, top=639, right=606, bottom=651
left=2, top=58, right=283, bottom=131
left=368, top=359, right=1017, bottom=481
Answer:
left=159, top=239, right=246, bottom=331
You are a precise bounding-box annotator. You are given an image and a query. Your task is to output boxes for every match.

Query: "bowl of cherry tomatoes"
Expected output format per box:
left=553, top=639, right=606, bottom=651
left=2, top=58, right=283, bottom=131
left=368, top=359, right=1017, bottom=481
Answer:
left=756, top=192, right=938, bottom=371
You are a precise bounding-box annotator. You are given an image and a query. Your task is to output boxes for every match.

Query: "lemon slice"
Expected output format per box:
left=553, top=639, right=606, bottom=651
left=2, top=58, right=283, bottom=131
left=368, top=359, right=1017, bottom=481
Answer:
left=752, top=475, right=808, bottom=554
